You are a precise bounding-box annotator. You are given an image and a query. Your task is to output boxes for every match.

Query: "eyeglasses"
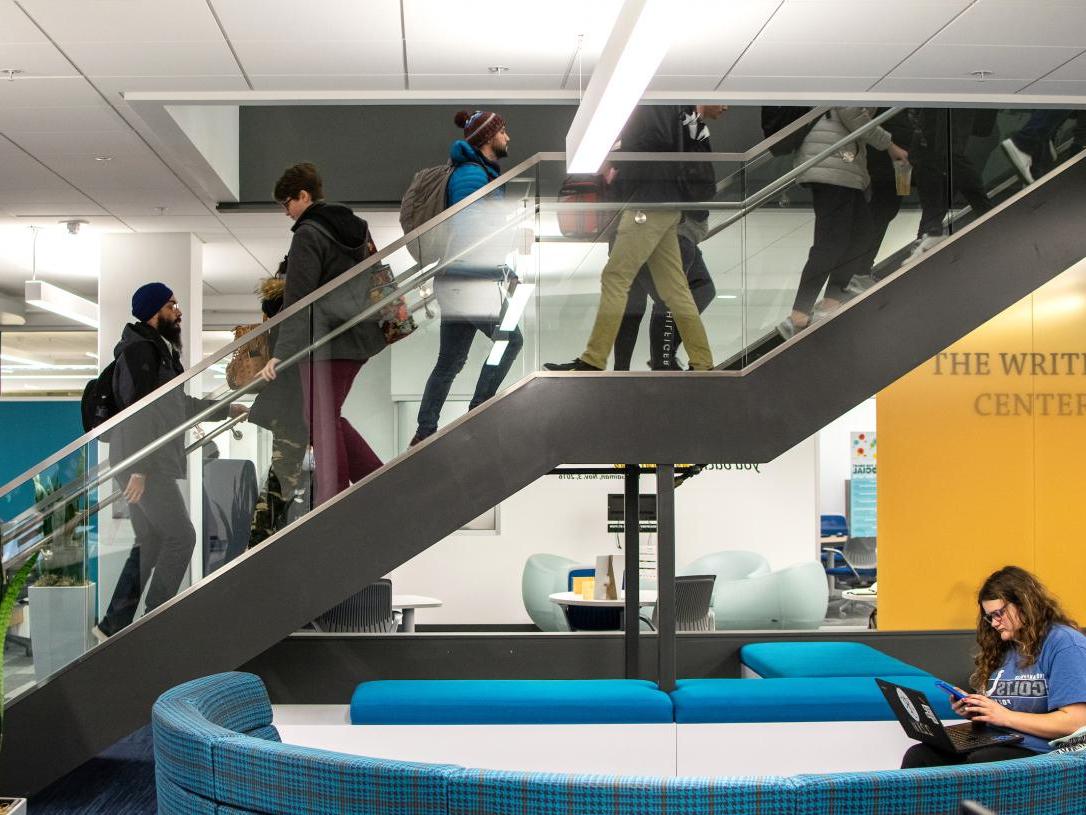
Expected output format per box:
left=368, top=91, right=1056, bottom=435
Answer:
left=982, top=604, right=1010, bottom=624
left=278, top=197, right=294, bottom=211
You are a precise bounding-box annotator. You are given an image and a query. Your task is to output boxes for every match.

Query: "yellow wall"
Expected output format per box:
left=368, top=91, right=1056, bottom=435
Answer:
left=878, top=261, right=1086, bottom=629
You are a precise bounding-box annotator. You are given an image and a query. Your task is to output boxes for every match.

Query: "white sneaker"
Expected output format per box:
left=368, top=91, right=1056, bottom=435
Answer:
left=777, top=317, right=799, bottom=340
left=845, top=274, right=875, bottom=296
left=908, top=234, right=946, bottom=261
left=1001, top=138, right=1035, bottom=184
left=91, top=624, right=109, bottom=644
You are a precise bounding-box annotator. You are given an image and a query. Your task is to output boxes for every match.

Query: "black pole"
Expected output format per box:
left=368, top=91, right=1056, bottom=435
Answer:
left=623, top=464, right=640, bottom=679
left=656, top=463, right=676, bottom=692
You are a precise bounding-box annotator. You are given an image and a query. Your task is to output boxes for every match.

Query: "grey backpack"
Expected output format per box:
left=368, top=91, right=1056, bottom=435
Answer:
left=399, top=162, right=454, bottom=262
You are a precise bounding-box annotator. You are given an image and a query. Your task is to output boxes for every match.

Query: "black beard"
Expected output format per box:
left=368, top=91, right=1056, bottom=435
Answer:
left=492, top=144, right=508, bottom=159
left=156, top=318, right=182, bottom=349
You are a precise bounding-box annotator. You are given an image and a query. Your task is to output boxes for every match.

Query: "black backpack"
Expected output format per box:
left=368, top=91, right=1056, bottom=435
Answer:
left=79, top=338, right=156, bottom=433
left=80, top=359, right=120, bottom=433
left=761, top=106, right=817, bottom=156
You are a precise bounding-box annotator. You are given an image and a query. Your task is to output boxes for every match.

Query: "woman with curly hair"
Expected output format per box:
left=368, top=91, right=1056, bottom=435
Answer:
left=902, top=565, right=1086, bottom=768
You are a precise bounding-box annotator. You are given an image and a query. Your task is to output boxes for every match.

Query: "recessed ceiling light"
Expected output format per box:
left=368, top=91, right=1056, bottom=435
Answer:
left=94, top=155, right=113, bottom=162
left=1, top=69, right=26, bottom=81
left=970, top=69, right=993, bottom=80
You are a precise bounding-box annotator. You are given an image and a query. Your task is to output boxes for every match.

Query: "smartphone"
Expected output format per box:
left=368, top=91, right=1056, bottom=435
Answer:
left=935, top=679, right=968, bottom=701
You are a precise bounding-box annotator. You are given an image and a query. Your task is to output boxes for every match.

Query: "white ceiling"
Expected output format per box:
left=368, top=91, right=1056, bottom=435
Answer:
left=1, top=0, right=1085, bottom=315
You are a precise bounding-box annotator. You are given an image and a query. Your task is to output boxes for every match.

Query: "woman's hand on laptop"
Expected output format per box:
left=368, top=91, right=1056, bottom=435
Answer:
left=961, top=694, right=1012, bottom=727
left=950, top=695, right=971, bottom=718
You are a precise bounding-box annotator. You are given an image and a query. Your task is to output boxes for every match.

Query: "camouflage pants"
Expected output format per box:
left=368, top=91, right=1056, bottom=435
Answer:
left=249, top=431, right=307, bottom=547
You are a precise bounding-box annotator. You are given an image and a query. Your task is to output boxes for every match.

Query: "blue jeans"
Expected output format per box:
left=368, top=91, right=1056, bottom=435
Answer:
left=1011, top=109, right=1072, bottom=158
left=416, top=276, right=524, bottom=438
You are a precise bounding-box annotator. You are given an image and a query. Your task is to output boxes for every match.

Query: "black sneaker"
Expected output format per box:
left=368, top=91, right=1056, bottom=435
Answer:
left=543, top=359, right=602, bottom=371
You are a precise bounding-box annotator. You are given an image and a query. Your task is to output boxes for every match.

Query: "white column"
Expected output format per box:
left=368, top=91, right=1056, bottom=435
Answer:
left=96, top=234, right=205, bottom=621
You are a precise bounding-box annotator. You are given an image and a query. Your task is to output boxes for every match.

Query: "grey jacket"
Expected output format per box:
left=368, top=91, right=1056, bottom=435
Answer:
left=795, top=107, right=893, bottom=191
left=273, top=201, right=387, bottom=363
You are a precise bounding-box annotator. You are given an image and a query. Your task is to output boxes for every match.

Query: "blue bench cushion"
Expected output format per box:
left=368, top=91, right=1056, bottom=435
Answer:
left=351, top=679, right=674, bottom=725
left=740, top=642, right=931, bottom=679
left=671, top=676, right=961, bottom=723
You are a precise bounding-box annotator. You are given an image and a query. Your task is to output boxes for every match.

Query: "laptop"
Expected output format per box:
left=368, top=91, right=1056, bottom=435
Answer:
left=876, top=679, right=1023, bottom=754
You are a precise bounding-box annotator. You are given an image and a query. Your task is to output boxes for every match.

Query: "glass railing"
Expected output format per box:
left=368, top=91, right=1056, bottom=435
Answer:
left=2, top=104, right=1081, bottom=698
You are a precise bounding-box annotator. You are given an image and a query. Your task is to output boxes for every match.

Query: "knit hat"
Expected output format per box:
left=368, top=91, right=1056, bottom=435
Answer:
left=455, top=110, right=506, bottom=148
left=131, top=282, right=173, bottom=322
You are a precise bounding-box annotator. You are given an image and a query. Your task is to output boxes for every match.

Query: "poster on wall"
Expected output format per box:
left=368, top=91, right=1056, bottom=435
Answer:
left=850, top=432, right=877, bottom=538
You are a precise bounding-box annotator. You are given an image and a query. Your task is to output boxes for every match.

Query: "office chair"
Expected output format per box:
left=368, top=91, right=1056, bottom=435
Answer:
left=312, top=579, right=400, bottom=633
left=823, top=536, right=877, bottom=616
left=641, top=574, right=716, bottom=632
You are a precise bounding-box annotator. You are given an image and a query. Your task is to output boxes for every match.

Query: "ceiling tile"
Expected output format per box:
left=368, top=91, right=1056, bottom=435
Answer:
left=94, top=75, right=250, bottom=97
left=0, top=42, right=78, bottom=76
left=409, top=40, right=598, bottom=76
left=404, top=0, right=621, bottom=48
left=935, top=0, right=1086, bottom=48
left=409, top=74, right=565, bottom=91
left=0, top=0, right=47, bottom=42
left=760, top=0, right=971, bottom=43
left=19, top=0, right=224, bottom=42
left=717, top=74, right=881, bottom=92
left=732, top=41, right=915, bottom=77
left=248, top=74, right=404, bottom=91
left=18, top=129, right=147, bottom=159
left=0, top=76, right=102, bottom=106
left=125, top=215, right=228, bottom=233
left=890, top=43, right=1082, bottom=80
left=870, top=76, right=1030, bottom=94
left=234, top=40, right=403, bottom=75
left=64, top=41, right=241, bottom=76
left=659, top=41, right=750, bottom=77
left=1044, top=50, right=1086, bottom=81
left=39, top=154, right=179, bottom=192
left=211, top=0, right=403, bottom=41
left=0, top=105, right=129, bottom=133
left=1020, top=78, right=1086, bottom=95
left=648, top=75, right=724, bottom=92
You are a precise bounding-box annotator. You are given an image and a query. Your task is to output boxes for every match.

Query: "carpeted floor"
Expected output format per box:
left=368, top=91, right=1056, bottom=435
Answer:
left=29, top=724, right=156, bottom=814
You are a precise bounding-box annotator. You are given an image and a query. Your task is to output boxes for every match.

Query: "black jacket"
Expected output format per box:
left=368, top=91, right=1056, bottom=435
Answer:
left=273, top=201, right=387, bottom=363
left=614, top=105, right=704, bottom=205
left=110, top=322, right=225, bottom=479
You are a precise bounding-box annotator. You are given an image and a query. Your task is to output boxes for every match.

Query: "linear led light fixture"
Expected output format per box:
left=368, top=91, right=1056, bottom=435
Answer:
left=565, top=0, right=674, bottom=173
left=499, top=283, right=535, bottom=332
left=485, top=340, right=510, bottom=367
left=25, top=280, right=99, bottom=328
left=0, top=352, right=46, bottom=367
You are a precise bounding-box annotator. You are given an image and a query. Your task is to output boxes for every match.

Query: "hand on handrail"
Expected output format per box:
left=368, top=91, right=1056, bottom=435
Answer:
left=258, top=357, right=280, bottom=382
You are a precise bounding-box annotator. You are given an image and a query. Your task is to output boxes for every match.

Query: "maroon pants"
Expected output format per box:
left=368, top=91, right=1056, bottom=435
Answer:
left=300, top=359, right=382, bottom=506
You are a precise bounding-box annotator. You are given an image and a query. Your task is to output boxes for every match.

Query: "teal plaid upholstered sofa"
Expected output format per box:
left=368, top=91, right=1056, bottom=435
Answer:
left=153, top=672, right=1086, bottom=815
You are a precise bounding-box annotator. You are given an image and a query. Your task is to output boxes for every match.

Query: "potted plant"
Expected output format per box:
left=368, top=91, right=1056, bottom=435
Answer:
left=26, top=459, right=95, bottom=685
left=0, top=551, right=39, bottom=814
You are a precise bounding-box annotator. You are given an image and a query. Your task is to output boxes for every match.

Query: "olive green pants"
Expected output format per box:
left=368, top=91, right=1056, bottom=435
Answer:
left=581, top=210, right=713, bottom=370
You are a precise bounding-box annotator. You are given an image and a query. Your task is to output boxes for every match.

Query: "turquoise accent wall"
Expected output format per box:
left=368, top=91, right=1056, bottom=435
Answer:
left=0, top=400, right=87, bottom=522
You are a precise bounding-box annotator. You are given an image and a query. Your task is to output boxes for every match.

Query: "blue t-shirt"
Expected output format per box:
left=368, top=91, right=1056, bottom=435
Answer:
left=986, top=624, right=1086, bottom=752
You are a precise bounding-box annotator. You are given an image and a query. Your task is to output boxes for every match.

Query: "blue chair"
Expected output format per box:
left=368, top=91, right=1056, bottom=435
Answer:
left=820, top=514, right=848, bottom=539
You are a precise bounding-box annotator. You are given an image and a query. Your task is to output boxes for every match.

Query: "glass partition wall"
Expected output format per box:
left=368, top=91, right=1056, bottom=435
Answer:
left=2, top=105, right=1081, bottom=700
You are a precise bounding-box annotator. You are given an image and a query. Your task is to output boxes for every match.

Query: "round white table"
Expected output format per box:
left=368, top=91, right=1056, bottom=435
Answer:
left=842, top=587, right=877, bottom=629
left=549, top=590, right=658, bottom=631
left=391, top=594, right=442, bottom=632
left=548, top=590, right=658, bottom=608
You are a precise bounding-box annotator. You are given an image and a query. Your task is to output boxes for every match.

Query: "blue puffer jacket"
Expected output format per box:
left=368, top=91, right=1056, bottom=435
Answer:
left=444, top=140, right=508, bottom=278
left=446, top=139, right=502, bottom=205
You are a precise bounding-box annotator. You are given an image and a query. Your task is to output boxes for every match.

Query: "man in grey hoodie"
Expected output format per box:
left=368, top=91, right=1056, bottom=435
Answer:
left=259, top=163, right=386, bottom=506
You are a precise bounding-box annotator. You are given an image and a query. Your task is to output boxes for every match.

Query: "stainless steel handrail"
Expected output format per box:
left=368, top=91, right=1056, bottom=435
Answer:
left=2, top=413, right=249, bottom=575
left=0, top=209, right=533, bottom=572
left=0, top=109, right=849, bottom=506
left=706, top=107, right=904, bottom=239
